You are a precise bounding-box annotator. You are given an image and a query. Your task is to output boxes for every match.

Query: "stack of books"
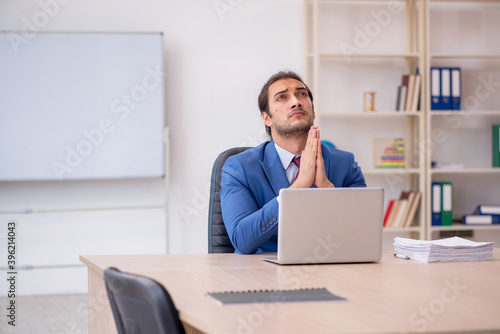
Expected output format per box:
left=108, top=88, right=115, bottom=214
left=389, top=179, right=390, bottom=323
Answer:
left=395, top=73, right=421, bottom=112
left=383, top=190, right=421, bottom=228
left=393, top=236, right=494, bottom=263
left=463, top=204, right=500, bottom=225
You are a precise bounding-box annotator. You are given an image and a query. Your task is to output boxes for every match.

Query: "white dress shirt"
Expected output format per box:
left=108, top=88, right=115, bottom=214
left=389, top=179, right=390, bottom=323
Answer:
left=274, top=142, right=300, bottom=185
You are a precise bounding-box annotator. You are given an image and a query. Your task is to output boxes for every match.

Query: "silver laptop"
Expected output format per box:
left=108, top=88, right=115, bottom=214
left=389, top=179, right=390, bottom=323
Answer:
left=262, top=187, right=384, bottom=265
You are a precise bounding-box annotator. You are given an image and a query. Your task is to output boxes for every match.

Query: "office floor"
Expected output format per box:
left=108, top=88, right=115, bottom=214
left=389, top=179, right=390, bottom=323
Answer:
left=0, top=294, right=88, bottom=334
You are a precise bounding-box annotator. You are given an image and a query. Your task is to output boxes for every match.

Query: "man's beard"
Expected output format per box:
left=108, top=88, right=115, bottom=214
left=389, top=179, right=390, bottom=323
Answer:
left=273, top=117, right=314, bottom=138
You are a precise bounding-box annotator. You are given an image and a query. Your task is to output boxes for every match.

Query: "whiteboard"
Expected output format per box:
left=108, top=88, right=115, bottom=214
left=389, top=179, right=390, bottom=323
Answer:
left=0, top=32, right=165, bottom=181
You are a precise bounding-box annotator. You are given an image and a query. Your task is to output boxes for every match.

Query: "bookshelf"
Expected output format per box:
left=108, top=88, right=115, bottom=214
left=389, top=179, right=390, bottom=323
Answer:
left=304, top=0, right=500, bottom=241
left=424, top=0, right=500, bottom=239
left=304, top=0, right=426, bottom=240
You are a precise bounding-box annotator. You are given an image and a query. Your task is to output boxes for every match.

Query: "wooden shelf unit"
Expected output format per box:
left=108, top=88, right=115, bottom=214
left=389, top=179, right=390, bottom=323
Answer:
left=304, top=0, right=500, bottom=240
left=304, top=0, right=426, bottom=238
left=424, top=0, right=500, bottom=238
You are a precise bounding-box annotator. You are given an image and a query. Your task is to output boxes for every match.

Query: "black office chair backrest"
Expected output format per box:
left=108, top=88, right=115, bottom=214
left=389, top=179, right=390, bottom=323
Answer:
left=103, top=267, right=185, bottom=334
left=208, top=147, right=251, bottom=253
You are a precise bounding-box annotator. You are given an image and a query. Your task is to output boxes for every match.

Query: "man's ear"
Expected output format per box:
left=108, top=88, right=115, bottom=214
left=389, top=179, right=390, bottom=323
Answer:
left=261, top=111, right=272, bottom=127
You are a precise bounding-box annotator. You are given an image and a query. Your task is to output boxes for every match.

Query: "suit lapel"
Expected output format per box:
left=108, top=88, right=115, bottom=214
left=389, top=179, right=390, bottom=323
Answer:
left=260, top=142, right=290, bottom=196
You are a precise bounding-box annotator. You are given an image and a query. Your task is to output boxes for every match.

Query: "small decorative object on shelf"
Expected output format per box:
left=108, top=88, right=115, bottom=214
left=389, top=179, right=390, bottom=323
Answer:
left=363, top=91, right=376, bottom=112
left=373, top=137, right=405, bottom=168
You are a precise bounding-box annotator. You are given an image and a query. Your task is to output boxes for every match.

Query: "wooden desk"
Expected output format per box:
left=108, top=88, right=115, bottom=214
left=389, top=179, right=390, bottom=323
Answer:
left=80, top=250, right=500, bottom=334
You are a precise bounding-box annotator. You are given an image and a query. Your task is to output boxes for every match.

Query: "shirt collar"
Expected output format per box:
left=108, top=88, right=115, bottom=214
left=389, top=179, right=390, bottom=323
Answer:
left=274, top=142, right=299, bottom=170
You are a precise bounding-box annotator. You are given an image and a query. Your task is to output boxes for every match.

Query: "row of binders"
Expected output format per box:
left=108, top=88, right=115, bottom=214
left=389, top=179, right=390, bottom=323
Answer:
left=393, top=236, right=493, bottom=263
left=395, top=73, right=421, bottom=112
left=463, top=204, right=500, bottom=225
left=431, top=67, right=461, bottom=110
left=431, top=182, right=452, bottom=226
left=383, top=190, right=421, bottom=228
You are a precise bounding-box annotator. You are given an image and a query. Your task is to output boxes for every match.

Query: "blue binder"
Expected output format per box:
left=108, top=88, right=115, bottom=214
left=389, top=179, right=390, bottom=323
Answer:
left=440, top=68, right=451, bottom=110
left=430, top=67, right=441, bottom=110
left=462, top=215, right=500, bottom=225
left=475, top=204, right=500, bottom=215
left=432, top=182, right=442, bottom=226
left=451, top=67, right=461, bottom=110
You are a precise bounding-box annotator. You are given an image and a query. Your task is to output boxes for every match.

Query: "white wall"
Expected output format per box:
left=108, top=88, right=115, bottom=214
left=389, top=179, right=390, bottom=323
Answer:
left=1, top=0, right=499, bottom=296
left=0, top=0, right=304, bottom=294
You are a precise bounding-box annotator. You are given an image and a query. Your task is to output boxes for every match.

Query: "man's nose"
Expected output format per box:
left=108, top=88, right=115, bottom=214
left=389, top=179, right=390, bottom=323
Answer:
left=291, top=96, right=302, bottom=109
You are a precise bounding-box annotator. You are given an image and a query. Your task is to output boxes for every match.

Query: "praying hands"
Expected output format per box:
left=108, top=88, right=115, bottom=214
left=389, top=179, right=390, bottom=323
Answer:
left=291, top=126, right=335, bottom=189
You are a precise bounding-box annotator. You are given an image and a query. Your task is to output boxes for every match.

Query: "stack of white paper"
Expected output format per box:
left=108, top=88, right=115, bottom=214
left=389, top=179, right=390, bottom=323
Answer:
left=393, top=236, right=494, bottom=263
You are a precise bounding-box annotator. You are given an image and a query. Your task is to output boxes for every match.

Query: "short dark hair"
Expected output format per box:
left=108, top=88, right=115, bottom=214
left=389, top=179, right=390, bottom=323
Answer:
left=258, top=71, right=314, bottom=138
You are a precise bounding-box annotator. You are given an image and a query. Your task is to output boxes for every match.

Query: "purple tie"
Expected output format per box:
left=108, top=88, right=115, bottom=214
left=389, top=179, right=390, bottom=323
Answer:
left=293, top=156, right=301, bottom=180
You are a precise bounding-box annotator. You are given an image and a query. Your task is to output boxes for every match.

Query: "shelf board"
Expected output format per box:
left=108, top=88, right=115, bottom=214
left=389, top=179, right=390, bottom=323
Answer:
left=320, top=111, right=422, bottom=117
left=307, top=53, right=421, bottom=59
left=307, top=0, right=414, bottom=2
left=383, top=226, right=422, bottom=233
left=430, top=53, right=500, bottom=59
left=431, top=224, right=500, bottom=231
left=306, top=0, right=500, bottom=4
left=430, top=110, right=500, bottom=116
left=364, top=168, right=421, bottom=175
left=429, top=0, right=500, bottom=3
left=431, top=167, right=500, bottom=174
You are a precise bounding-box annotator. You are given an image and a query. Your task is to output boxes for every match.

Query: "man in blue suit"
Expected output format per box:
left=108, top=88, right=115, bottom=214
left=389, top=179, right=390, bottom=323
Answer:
left=220, top=71, right=366, bottom=254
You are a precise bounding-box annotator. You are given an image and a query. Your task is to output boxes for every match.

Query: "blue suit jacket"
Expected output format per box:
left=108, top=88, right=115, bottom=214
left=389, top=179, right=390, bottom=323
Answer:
left=220, top=141, right=366, bottom=254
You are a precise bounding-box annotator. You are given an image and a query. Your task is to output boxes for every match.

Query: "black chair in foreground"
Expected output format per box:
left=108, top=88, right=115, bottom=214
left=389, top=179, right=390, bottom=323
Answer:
left=103, top=267, right=185, bottom=334
left=208, top=147, right=251, bottom=253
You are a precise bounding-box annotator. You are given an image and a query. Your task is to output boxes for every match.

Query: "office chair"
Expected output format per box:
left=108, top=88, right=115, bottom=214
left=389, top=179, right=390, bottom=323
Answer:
left=208, top=147, right=251, bottom=253
left=103, top=267, right=186, bottom=334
